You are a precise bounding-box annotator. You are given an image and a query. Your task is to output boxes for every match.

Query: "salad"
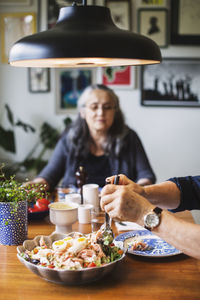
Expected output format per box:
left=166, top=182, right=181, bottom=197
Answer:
left=20, top=230, right=124, bottom=270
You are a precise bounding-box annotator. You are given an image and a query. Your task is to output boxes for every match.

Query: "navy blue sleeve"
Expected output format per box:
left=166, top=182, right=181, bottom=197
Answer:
left=168, top=176, right=200, bottom=212
left=134, top=133, right=156, bottom=183
left=38, top=136, right=67, bottom=190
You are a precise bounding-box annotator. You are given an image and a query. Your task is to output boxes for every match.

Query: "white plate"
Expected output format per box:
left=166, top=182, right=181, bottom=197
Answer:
left=114, top=230, right=181, bottom=257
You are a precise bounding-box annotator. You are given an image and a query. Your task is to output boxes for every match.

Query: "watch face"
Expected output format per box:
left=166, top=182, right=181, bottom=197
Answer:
left=144, top=213, right=160, bottom=229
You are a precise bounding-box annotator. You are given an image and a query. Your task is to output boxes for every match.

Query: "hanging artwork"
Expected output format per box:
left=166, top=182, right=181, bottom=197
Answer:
left=102, top=66, right=135, bottom=89
left=56, top=68, right=95, bottom=113
left=0, top=12, right=36, bottom=63
left=28, top=68, right=50, bottom=93
left=105, top=0, right=132, bottom=30
left=138, top=8, right=168, bottom=48
left=171, top=0, right=200, bottom=45
left=141, top=58, right=200, bottom=107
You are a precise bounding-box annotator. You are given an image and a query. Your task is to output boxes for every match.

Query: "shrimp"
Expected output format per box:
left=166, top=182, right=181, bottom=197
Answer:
left=71, top=257, right=84, bottom=265
left=78, top=249, right=96, bottom=259
left=39, top=236, right=48, bottom=248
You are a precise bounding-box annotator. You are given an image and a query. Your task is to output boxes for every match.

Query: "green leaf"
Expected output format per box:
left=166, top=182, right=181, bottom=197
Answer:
left=40, top=122, right=60, bottom=149
left=15, top=120, right=35, bottom=133
left=0, top=126, right=15, bottom=152
left=5, top=104, right=14, bottom=126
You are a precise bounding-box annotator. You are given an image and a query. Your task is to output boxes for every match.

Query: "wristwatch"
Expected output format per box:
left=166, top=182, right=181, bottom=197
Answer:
left=144, top=207, right=163, bottom=231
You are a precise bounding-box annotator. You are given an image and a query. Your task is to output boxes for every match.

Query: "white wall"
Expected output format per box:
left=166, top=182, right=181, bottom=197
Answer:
left=0, top=0, right=200, bottom=183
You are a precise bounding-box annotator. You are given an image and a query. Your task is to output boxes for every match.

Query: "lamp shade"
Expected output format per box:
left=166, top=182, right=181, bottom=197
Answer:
left=9, top=5, right=162, bottom=68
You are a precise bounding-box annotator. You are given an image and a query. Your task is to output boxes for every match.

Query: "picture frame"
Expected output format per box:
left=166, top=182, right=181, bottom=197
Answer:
left=138, top=8, right=168, bottom=48
left=171, top=0, right=200, bottom=45
left=28, top=68, right=50, bottom=93
left=0, top=0, right=31, bottom=5
left=101, top=66, right=135, bottom=89
left=55, top=68, right=95, bottom=114
left=138, top=0, right=167, bottom=6
left=141, top=58, right=200, bottom=107
left=105, top=0, right=132, bottom=30
left=47, top=0, right=60, bottom=29
left=93, top=0, right=105, bottom=5
left=0, top=12, right=36, bottom=63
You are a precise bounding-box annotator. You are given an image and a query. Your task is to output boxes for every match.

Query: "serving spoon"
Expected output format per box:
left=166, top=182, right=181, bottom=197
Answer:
left=98, top=175, right=120, bottom=247
left=105, top=174, right=120, bottom=230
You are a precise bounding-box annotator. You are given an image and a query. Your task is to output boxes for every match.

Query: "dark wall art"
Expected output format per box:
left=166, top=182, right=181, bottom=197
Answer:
left=141, top=58, right=200, bottom=107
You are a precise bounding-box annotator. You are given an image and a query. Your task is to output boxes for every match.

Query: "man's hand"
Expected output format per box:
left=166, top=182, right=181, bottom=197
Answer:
left=105, top=174, right=145, bottom=196
left=101, top=176, right=153, bottom=224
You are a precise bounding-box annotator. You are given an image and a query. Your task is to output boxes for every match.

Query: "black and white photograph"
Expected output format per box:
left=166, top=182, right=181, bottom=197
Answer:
left=105, top=0, right=131, bottom=30
left=28, top=68, right=50, bottom=93
left=138, top=8, right=168, bottom=48
left=141, top=59, right=200, bottom=107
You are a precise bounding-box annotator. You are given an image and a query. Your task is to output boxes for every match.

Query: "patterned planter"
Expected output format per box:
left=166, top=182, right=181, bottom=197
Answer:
left=0, top=200, right=28, bottom=245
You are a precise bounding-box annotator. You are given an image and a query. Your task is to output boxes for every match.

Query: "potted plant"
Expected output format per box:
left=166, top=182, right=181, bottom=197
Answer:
left=0, top=165, right=48, bottom=246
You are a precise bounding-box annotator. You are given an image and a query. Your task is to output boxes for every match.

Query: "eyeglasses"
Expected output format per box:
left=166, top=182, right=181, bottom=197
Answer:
left=85, top=103, right=116, bottom=112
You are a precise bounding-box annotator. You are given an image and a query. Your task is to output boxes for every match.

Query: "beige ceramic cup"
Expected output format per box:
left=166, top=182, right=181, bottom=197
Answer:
left=49, top=202, right=79, bottom=234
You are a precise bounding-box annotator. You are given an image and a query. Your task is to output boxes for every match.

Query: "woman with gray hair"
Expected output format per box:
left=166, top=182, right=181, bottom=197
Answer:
left=31, top=84, right=156, bottom=190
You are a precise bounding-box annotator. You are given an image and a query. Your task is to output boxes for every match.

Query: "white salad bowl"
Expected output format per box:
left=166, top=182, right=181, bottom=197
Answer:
left=17, top=232, right=125, bottom=285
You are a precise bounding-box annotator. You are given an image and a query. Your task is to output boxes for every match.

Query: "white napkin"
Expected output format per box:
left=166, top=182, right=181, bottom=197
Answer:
left=115, top=221, right=144, bottom=232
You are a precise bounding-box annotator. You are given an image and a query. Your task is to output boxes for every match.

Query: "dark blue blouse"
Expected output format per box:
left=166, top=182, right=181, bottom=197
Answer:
left=38, top=128, right=156, bottom=189
left=168, top=176, right=200, bottom=212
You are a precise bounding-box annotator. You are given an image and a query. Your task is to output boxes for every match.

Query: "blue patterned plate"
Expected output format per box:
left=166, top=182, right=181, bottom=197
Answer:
left=114, top=230, right=181, bottom=257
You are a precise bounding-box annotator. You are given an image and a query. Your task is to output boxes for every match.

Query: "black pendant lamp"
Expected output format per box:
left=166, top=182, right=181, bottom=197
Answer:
left=9, top=1, right=162, bottom=68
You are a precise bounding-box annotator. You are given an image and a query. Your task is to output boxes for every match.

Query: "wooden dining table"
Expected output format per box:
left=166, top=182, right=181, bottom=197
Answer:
left=0, top=210, right=200, bottom=300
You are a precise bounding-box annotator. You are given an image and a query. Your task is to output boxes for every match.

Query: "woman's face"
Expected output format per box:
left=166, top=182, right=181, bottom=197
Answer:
left=81, top=89, right=116, bottom=134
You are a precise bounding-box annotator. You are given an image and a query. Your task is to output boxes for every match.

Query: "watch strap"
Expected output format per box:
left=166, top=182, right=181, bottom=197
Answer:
left=153, top=206, right=163, bottom=215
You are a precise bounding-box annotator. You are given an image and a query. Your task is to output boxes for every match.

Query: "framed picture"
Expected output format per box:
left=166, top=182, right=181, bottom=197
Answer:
left=28, top=68, right=50, bottom=93
left=0, top=12, right=36, bottom=63
left=55, top=69, right=95, bottom=113
left=48, top=0, right=60, bottom=29
left=141, top=58, right=200, bottom=107
left=102, top=66, right=135, bottom=89
left=138, top=8, right=168, bottom=47
left=105, top=0, right=132, bottom=30
left=0, top=0, right=31, bottom=5
left=138, top=0, right=167, bottom=6
left=171, top=0, right=200, bottom=45
left=93, top=0, right=105, bottom=5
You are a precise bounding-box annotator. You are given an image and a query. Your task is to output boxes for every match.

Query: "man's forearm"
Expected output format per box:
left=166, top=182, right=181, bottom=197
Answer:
left=143, top=181, right=181, bottom=209
left=152, top=210, right=200, bottom=259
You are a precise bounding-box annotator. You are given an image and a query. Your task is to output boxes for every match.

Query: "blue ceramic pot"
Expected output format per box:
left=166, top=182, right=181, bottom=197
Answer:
left=0, top=200, right=28, bottom=245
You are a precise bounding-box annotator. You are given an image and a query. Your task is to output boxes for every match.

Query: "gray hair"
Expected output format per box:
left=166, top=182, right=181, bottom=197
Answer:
left=77, top=84, right=120, bottom=111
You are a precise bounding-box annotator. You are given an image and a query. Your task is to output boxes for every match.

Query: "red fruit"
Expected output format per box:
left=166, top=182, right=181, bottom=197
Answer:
left=35, top=198, right=50, bottom=211
left=28, top=205, right=41, bottom=213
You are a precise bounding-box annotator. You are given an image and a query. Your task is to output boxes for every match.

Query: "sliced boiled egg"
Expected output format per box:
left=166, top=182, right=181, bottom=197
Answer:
left=63, top=236, right=73, bottom=247
left=52, top=240, right=68, bottom=251
left=68, top=237, right=88, bottom=254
